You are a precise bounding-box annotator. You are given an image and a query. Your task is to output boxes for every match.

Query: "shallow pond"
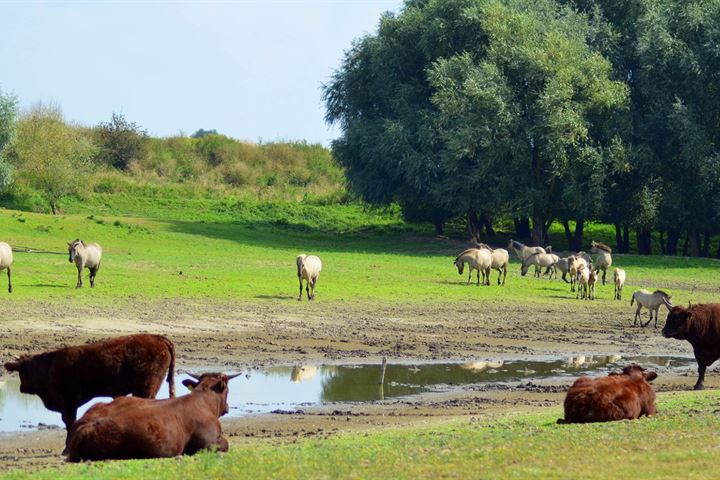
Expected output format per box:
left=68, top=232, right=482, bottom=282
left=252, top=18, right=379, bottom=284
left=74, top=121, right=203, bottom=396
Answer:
left=0, top=355, right=695, bottom=432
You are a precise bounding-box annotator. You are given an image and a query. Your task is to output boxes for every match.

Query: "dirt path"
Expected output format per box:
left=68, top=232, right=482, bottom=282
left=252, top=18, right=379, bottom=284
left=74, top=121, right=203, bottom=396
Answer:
left=0, top=298, right=712, bottom=473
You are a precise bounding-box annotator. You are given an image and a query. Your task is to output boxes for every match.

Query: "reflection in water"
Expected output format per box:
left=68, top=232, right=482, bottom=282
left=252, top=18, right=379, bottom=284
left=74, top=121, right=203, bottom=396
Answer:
left=0, top=355, right=695, bottom=432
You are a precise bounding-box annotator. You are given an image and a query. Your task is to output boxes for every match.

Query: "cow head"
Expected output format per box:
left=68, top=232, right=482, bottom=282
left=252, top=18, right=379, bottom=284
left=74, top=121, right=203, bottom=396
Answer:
left=182, top=372, right=241, bottom=416
left=4, top=355, right=47, bottom=394
left=662, top=306, right=692, bottom=339
left=621, top=364, right=657, bottom=382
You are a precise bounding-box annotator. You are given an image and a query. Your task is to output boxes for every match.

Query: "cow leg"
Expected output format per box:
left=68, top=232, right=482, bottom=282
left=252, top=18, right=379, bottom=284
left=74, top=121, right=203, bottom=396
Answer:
left=61, top=408, right=77, bottom=454
left=6, top=266, right=11, bottom=293
left=694, top=364, right=706, bottom=390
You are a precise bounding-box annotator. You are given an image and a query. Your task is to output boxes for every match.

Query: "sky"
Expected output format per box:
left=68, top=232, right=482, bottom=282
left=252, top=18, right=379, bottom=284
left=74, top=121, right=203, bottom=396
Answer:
left=1, top=0, right=404, bottom=144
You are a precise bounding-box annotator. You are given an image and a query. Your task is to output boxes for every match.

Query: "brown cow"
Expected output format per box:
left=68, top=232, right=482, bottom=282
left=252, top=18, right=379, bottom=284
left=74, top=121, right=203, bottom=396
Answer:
left=4, top=334, right=175, bottom=450
left=662, top=303, right=720, bottom=390
left=559, top=364, right=657, bottom=423
left=67, top=372, right=240, bottom=462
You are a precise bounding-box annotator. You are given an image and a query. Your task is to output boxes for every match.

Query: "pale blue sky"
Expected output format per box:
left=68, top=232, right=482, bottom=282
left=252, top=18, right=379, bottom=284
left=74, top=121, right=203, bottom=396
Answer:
left=1, top=1, right=403, bottom=144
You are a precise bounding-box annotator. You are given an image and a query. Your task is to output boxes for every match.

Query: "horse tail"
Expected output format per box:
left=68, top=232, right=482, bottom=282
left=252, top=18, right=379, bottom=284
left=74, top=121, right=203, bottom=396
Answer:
left=163, top=336, right=176, bottom=398
left=630, top=293, right=635, bottom=307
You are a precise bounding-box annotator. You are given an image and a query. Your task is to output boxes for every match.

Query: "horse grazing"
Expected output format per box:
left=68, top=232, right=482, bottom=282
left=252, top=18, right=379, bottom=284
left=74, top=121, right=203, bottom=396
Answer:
left=68, top=239, right=102, bottom=288
left=521, top=252, right=558, bottom=278
left=0, top=242, right=13, bottom=293
left=591, top=241, right=613, bottom=285
left=631, top=290, right=673, bottom=327
left=613, top=268, right=626, bottom=300
left=454, top=248, right=492, bottom=286
left=296, top=254, right=322, bottom=301
left=477, top=244, right=509, bottom=285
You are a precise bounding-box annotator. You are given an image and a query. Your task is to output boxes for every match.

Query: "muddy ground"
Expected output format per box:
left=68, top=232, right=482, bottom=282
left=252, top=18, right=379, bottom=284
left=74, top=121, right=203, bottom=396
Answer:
left=0, top=298, right=716, bottom=473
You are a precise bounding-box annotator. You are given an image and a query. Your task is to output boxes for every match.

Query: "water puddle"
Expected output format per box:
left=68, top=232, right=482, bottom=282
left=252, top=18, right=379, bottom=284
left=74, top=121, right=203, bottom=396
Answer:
left=0, top=355, right=695, bottom=432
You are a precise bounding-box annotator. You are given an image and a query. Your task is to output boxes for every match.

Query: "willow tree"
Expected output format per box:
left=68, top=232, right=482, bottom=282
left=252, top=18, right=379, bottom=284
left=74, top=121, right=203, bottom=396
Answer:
left=325, top=0, right=627, bottom=244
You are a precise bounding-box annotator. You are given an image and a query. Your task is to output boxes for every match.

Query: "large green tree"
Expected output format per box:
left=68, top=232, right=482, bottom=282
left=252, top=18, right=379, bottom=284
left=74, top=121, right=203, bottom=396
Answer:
left=0, top=89, right=17, bottom=190
left=324, top=0, right=627, bottom=245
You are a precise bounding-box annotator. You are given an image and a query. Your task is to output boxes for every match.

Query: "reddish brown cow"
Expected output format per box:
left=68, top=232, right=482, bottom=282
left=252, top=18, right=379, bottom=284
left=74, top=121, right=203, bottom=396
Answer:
left=67, top=372, right=240, bottom=462
left=559, top=365, right=657, bottom=423
left=662, top=303, right=720, bottom=390
left=4, top=334, right=175, bottom=450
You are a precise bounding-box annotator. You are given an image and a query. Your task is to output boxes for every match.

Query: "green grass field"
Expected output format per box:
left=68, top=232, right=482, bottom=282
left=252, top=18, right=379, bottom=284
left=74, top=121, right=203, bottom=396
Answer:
left=4, top=390, right=719, bottom=480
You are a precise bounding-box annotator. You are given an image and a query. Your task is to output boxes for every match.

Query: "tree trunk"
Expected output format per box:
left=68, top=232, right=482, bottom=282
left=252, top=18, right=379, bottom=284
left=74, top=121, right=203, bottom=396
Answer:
left=615, top=224, right=623, bottom=254
left=572, top=218, right=584, bottom=252
left=50, top=201, right=58, bottom=215
left=659, top=231, right=666, bottom=255
left=636, top=228, right=652, bottom=255
left=514, top=217, right=531, bottom=239
left=666, top=228, right=680, bottom=255
left=622, top=224, right=630, bottom=253
left=480, top=215, right=495, bottom=236
left=531, top=214, right=547, bottom=246
left=702, top=231, right=711, bottom=257
left=682, top=232, right=689, bottom=256
left=563, top=220, right=573, bottom=250
left=467, top=211, right=482, bottom=243
left=689, top=230, right=701, bottom=257
left=433, top=218, right=444, bottom=236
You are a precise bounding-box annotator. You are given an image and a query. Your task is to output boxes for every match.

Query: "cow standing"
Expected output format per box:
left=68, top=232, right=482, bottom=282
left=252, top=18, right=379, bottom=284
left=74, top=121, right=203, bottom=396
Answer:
left=4, top=334, right=175, bottom=451
left=67, top=372, right=239, bottom=462
left=559, top=364, right=658, bottom=423
left=662, top=303, right=720, bottom=390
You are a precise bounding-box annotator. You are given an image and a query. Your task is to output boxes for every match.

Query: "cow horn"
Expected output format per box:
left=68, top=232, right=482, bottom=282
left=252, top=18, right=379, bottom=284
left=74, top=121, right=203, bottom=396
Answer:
left=226, top=372, right=242, bottom=380
left=688, top=301, right=692, bottom=309
left=186, top=372, right=201, bottom=380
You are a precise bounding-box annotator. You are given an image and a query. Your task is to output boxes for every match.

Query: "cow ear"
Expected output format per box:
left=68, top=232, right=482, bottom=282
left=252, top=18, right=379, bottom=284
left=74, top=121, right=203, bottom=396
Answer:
left=182, top=379, right=198, bottom=391
left=644, top=371, right=658, bottom=382
left=4, top=361, right=20, bottom=372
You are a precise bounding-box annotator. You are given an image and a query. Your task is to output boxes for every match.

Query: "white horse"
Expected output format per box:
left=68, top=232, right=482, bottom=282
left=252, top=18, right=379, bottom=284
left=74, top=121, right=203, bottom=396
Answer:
left=613, top=268, right=626, bottom=300
left=630, top=290, right=672, bottom=327
left=297, top=254, right=322, bottom=301
left=454, top=248, right=492, bottom=286
left=68, top=239, right=102, bottom=288
left=0, top=242, right=13, bottom=293
left=521, top=252, right=559, bottom=278
left=591, top=241, right=613, bottom=285
left=477, top=244, right=509, bottom=286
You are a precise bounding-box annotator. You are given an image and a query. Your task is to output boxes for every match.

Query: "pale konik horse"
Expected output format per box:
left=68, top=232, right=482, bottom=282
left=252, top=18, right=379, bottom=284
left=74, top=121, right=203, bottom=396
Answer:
left=477, top=243, right=509, bottom=286
left=630, top=290, right=673, bottom=328
left=68, top=239, right=102, bottom=288
left=0, top=242, right=13, bottom=293
left=591, top=241, right=613, bottom=285
left=521, top=252, right=559, bottom=278
left=454, top=248, right=492, bottom=286
left=613, top=268, right=626, bottom=300
left=296, top=254, right=322, bottom=301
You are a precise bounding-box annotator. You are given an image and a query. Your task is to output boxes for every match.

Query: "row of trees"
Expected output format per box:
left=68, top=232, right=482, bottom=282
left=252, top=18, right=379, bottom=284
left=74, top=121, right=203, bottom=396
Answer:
left=324, top=0, right=720, bottom=255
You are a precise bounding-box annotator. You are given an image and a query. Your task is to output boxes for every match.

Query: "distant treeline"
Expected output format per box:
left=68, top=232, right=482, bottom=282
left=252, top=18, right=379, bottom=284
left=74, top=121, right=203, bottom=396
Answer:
left=0, top=102, right=345, bottom=214
left=324, top=0, right=720, bottom=257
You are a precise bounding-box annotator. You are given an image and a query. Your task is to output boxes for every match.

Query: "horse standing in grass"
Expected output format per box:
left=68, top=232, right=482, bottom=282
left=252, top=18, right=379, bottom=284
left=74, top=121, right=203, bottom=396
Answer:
left=477, top=244, right=509, bottom=286
left=296, top=254, right=322, bottom=301
left=0, top=242, right=13, bottom=293
left=454, top=248, right=492, bottom=286
left=591, top=241, right=613, bottom=285
left=613, top=268, right=626, bottom=300
left=68, top=239, right=102, bottom=288
left=521, top=252, right=559, bottom=278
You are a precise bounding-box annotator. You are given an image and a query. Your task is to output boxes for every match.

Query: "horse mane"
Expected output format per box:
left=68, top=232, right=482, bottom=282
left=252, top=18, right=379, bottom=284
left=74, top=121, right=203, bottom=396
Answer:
left=592, top=241, right=612, bottom=253
left=455, top=248, right=479, bottom=261
left=476, top=243, right=494, bottom=252
left=653, top=289, right=670, bottom=297
left=510, top=239, right=525, bottom=250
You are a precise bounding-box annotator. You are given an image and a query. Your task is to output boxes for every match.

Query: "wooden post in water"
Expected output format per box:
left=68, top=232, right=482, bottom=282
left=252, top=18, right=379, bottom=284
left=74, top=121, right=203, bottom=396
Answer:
left=378, top=356, right=387, bottom=401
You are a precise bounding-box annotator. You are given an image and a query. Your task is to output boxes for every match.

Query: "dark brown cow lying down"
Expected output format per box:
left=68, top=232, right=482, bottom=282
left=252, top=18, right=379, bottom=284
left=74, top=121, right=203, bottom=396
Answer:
left=559, top=365, right=657, bottom=423
left=662, top=303, right=720, bottom=390
left=4, top=334, right=175, bottom=450
left=67, top=372, right=240, bottom=462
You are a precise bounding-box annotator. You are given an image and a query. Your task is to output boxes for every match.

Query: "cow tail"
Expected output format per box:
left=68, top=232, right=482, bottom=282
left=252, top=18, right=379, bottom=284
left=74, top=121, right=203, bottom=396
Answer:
left=164, top=337, right=176, bottom=398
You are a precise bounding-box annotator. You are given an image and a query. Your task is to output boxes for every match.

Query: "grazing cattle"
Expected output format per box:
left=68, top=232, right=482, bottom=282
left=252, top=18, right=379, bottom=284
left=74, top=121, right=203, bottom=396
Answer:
left=67, top=372, right=240, bottom=462
left=559, top=365, right=657, bottom=423
left=454, top=248, right=492, bottom=286
left=0, top=241, right=13, bottom=293
left=613, top=268, right=626, bottom=300
left=662, top=303, right=720, bottom=390
left=68, top=239, right=102, bottom=288
left=4, top=334, right=175, bottom=450
left=296, top=254, right=322, bottom=301
left=590, top=241, right=613, bottom=285
left=631, top=290, right=673, bottom=327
